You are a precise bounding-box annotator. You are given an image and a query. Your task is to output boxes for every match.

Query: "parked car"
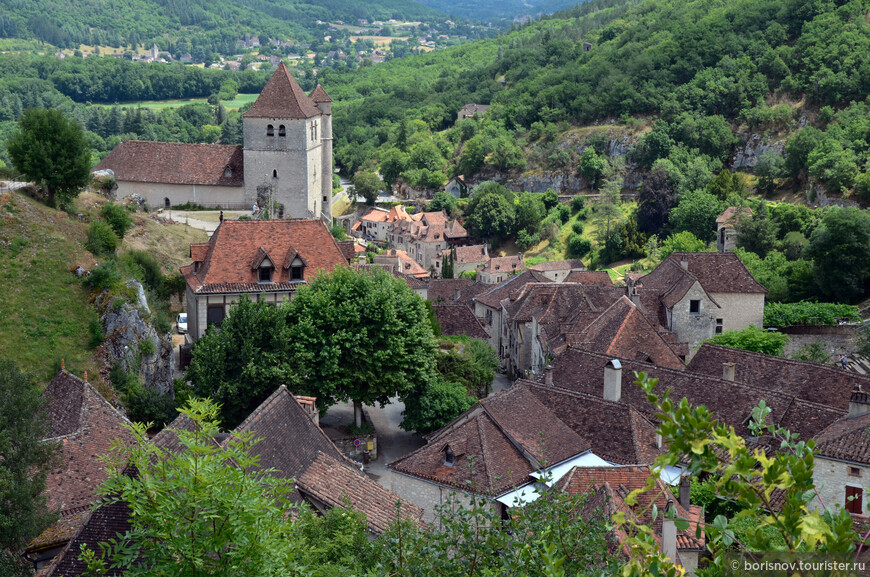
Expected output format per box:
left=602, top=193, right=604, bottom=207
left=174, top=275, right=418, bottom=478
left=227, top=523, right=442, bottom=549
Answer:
left=176, top=313, right=188, bottom=334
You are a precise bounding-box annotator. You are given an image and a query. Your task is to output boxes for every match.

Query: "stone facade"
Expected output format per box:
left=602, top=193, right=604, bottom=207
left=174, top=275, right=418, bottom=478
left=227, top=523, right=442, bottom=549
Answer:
left=390, top=471, right=497, bottom=525
left=188, top=288, right=292, bottom=341
left=813, top=457, right=870, bottom=515
left=668, top=281, right=720, bottom=355
left=117, top=181, right=244, bottom=210
left=709, top=291, right=765, bottom=334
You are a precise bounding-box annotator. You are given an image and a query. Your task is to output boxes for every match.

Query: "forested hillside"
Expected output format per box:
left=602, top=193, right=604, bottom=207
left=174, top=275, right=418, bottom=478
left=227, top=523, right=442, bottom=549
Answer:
left=415, top=0, right=584, bottom=20
left=0, top=0, right=442, bottom=52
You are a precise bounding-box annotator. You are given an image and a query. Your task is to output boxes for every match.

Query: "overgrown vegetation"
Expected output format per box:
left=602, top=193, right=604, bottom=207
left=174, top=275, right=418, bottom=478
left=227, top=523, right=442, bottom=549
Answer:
left=763, top=301, right=860, bottom=327
left=704, top=325, right=790, bottom=357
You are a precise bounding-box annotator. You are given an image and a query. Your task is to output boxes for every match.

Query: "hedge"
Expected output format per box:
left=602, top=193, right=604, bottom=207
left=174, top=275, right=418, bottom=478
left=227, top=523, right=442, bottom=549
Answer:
left=763, top=301, right=860, bottom=327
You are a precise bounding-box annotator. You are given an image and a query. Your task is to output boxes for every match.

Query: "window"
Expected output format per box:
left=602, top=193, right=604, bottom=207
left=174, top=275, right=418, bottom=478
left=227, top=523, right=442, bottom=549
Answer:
left=715, top=318, right=724, bottom=334
left=278, top=124, right=286, bottom=137
left=850, top=467, right=862, bottom=478
left=266, top=124, right=274, bottom=136
left=206, top=305, right=225, bottom=328
left=847, top=486, right=864, bottom=514
left=291, top=264, right=304, bottom=280
left=272, top=169, right=278, bottom=179
left=164, top=197, right=171, bottom=208
left=323, top=196, right=327, bottom=203
left=486, top=309, right=493, bottom=326
left=224, top=167, right=232, bottom=178
left=444, top=446, right=455, bottom=466
left=258, top=266, right=273, bottom=283
left=689, top=299, right=700, bottom=314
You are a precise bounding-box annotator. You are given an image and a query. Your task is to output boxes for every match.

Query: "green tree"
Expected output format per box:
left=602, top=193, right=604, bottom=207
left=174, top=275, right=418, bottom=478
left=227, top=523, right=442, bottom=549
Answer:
left=85, top=220, right=121, bottom=257
left=578, top=146, right=607, bottom=189
left=352, top=171, right=383, bottom=206
left=736, top=213, right=779, bottom=259
left=805, top=207, right=870, bottom=302
left=592, top=160, right=625, bottom=261
left=636, top=166, right=674, bottom=234
left=755, top=150, right=784, bottom=194
left=667, top=191, right=723, bottom=243
left=100, top=202, right=133, bottom=239
left=83, top=398, right=296, bottom=577
left=659, top=231, right=708, bottom=260
left=188, top=297, right=290, bottom=429
left=0, top=360, right=59, bottom=577
left=284, top=267, right=437, bottom=428
left=705, top=325, right=790, bottom=356
left=791, top=341, right=829, bottom=364
left=400, top=378, right=475, bottom=434
left=514, top=192, right=546, bottom=235
left=6, top=108, right=92, bottom=208
left=429, top=190, right=458, bottom=215
left=807, top=138, right=858, bottom=193
left=464, top=187, right=516, bottom=243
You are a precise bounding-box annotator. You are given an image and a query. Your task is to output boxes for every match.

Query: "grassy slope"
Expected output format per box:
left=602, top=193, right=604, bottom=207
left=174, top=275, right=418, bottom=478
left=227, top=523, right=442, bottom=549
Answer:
left=95, top=93, right=258, bottom=111
left=0, top=191, right=100, bottom=382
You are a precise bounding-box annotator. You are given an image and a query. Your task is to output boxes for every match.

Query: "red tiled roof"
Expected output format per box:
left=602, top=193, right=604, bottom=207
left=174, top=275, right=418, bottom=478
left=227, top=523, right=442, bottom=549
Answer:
left=337, top=240, right=356, bottom=263
left=453, top=244, right=488, bottom=264
left=243, top=62, right=320, bottom=119
left=309, top=84, right=332, bottom=103
left=434, top=304, right=489, bottom=338
left=427, top=279, right=489, bottom=305
left=296, top=451, right=423, bottom=534
left=183, top=219, right=347, bottom=293
left=480, top=254, right=525, bottom=274
left=376, top=248, right=429, bottom=278
left=717, top=206, right=753, bottom=225
left=664, top=252, right=767, bottom=294
left=564, top=271, right=613, bottom=285
left=688, top=343, right=870, bottom=411
left=94, top=141, right=243, bottom=186
left=473, top=270, right=552, bottom=309
left=190, top=242, right=209, bottom=262
left=814, top=411, right=870, bottom=464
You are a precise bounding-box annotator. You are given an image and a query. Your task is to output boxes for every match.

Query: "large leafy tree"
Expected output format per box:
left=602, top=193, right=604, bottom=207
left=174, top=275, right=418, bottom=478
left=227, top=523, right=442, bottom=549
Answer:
left=83, top=399, right=297, bottom=577
left=188, top=297, right=291, bottom=429
left=667, top=190, right=723, bottom=243
left=0, top=360, right=59, bottom=577
left=464, top=184, right=516, bottom=243
left=6, top=108, right=92, bottom=208
left=805, top=206, right=870, bottom=302
left=636, top=166, right=675, bottom=234
left=284, top=266, right=437, bottom=428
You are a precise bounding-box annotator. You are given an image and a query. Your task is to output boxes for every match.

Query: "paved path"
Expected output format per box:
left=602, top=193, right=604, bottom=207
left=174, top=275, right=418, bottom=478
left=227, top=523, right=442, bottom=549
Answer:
left=168, top=210, right=253, bottom=234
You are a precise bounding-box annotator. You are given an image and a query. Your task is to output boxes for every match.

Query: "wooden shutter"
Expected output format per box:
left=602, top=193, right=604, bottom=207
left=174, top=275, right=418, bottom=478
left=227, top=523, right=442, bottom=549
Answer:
left=846, top=486, right=863, bottom=514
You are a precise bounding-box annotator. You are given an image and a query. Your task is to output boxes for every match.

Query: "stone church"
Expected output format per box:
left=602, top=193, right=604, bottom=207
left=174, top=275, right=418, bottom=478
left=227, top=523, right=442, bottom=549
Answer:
left=94, top=63, right=333, bottom=222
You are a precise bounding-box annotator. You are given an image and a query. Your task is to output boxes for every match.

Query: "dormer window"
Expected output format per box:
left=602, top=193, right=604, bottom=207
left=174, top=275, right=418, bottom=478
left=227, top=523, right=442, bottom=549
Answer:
left=289, top=256, right=305, bottom=280
left=224, top=167, right=232, bottom=178
left=444, top=446, right=455, bottom=466
left=259, top=265, right=274, bottom=283
left=267, top=124, right=274, bottom=136
left=278, top=124, right=286, bottom=137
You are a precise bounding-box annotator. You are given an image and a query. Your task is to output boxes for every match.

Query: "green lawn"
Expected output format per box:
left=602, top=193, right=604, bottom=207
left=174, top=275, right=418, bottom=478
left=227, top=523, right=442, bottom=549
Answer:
left=96, top=93, right=258, bottom=111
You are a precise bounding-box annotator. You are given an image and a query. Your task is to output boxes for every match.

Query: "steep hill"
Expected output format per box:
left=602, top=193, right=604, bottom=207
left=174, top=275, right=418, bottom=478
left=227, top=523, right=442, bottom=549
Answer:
left=0, top=0, right=443, bottom=52
left=415, top=0, right=586, bottom=21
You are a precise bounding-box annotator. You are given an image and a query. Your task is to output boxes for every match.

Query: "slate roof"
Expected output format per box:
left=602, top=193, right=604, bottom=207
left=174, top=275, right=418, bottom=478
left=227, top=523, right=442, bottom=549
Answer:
left=309, top=84, right=332, bottom=103
left=473, top=270, right=552, bottom=309
left=814, top=412, right=870, bottom=464
left=33, top=371, right=134, bottom=552
left=688, top=344, right=870, bottom=412
left=296, top=451, right=423, bottom=533
left=434, top=304, right=489, bottom=338
left=243, top=62, right=321, bottom=119
left=94, top=141, right=244, bottom=186
left=549, top=348, right=845, bottom=440
left=564, top=271, right=613, bottom=285
left=558, top=466, right=704, bottom=552
left=182, top=219, right=347, bottom=294
left=528, top=259, right=586, bottom=272
left=566, top=296, right=685, bottom=369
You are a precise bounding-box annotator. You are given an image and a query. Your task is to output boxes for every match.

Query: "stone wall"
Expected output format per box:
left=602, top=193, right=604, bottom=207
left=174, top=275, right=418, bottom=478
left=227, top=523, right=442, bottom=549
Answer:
left=812, top=457, right=870, bottom=515
left=710, top=292, right=765, bottom=334
left=669, top=282, right=718, bottom=357
left=390, top=472, right=496, bottom=525
left=117, top=181, right=244, bottom=210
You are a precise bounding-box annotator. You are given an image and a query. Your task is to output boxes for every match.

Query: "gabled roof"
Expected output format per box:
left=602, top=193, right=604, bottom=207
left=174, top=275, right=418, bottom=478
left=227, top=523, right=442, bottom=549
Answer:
left=427, top=279, right=489, bottom=305
left=182, top=219, right=347, bottom=293
left=815, top=412, right=870, bottom=465
left=480, top=254, right=525, bottom=275
left=296, top=451, right=423, bottom=533
left=528, top=259, right=586, bottom=272
left=473, top=270, right=552, bottom=309
left=453, top=244, right=488, bottom=264
left=564, top=270, right=613, bottom=285
left=375, top=248, right=429, bottom=278
left=649, top=252, right=767, bottom=295
left=566, top=296, right=685, bottom=369
left=688, top=344, right=870, bottom=412
left=434, top=304, right=489, bottom=338
left=243, top=62, right=321, bottom=119
left=550, top=348, right=845, bottom=440
left=717, top=206, right=753, bottom=225
left=94, top=141, right=243, bottom=186
left=309, top=84, right=332, bottom=103
left=190, top=242, right=209, bottom=262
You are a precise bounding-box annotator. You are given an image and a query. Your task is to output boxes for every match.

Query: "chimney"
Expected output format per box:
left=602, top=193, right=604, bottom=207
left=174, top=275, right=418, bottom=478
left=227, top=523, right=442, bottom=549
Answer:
left=454, top=287, right=461, bottom=301
left=544, top=365, right=553, bottom=386
left=83, top=371, right=88, bottom=383
left=722, top=362, right=735, bottom=382
left=849, top=387, right=870, bottom=418
left=603, top=359, right=622, bottom=402
left=630, top=285, right=641, bottom=306
left=678, top=475, right=691, bottom=509
left=661, top=499, right=678, bottom=562
left=680, top=256, right=689, bottom=270
left=655, top=433, right=663, bottom=449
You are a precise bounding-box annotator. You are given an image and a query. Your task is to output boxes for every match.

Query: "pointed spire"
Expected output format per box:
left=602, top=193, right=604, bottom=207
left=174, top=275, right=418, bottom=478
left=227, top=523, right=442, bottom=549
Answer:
left=309, top=84, right=332, bottom=104
left=243, top=62, right=320, bottom=119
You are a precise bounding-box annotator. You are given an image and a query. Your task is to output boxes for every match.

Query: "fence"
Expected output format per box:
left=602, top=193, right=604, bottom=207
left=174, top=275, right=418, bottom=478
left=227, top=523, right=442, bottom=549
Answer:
left=0, top=175, right=28, bottom=194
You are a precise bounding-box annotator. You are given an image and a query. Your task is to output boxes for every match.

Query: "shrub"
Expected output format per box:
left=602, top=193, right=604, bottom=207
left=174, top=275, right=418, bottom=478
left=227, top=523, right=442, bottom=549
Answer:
left=330, top=224, right=347, bottom=241
left=515, top=229, right=540, bottom=251
left=139, top=338, right=156, bottom=357
left=705, top=325, right=790, bottom=356
left=571, top=195, right=586, bottom=213
left=554, top=203, right=571, bottom=224
left=83, top=260, right=122, bottom=291
left=763, top=301, right=860, bottom=327
left=121, top=250, right=163, bottom=293
left=101, top=203, right=133, bottom=239
left=88, top=318, right=104, bottom=349
left=571, top=221, right=584, bottom=235
left=791, top=341, right=829, bottom=364
left=86, top=221, right=120, bottom=256
left=567, top=233, right=592, bottom=257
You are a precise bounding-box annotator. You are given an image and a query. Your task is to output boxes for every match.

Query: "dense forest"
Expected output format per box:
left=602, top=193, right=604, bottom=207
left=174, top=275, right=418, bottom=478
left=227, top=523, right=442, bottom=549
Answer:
left=0, top=0, right=444, bottom=52
left=415, top=0, right=584, bottom=20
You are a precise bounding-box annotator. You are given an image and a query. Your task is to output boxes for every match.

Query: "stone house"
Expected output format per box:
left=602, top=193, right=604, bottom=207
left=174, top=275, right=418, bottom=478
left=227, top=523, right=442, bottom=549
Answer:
left=388, top=210, right=468, bottom=271
left=352, top=205, right=412, bottom=241
left=427, top=278, right=489, bottom=307
left=372, top=248, right=429, bottom=279
left=389, top=381, right=663, bottom=523
left=527, top=259, right=587, bottom=282
left=95, top=63, right=333, bottom=223
left=476, top=254, right=526, bottom=284
left=716, top=206, right=753, bottom=252
left=180, top=219, right=348, bottom=341
left=456, top=103, right=489, bottom=120
left=444, top=175, right=466, bottom=198
left=628, top=252, right=767, bottom=357
left=27, top=369, right=134, bottom=572
left=438, top=244, right=489, bottom=278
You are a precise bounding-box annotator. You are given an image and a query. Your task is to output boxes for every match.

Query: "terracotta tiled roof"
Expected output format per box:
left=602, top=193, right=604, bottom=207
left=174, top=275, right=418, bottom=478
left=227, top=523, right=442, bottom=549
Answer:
left=94, top=141, right=243, bottom=186
left=566, top=296, right=685, bottom=369
left=296, top=451, right=423, bottom=534
left=473, top=270, right=552, bottom=309
left=309, top=84, right=332, bottom=103
left=390, top=410, right=536, bottom=496
left=427, top=279, right=488, bottom=305
left=337, top=240, right=356, bottom=263
left=33, top=371, right=134, bottom=553
left=434, top=304, right=489, bottom=338
left=528, top=259, right=586, bottom=272
left=376, top=248, right=429, bottom=278
left=717, top=206, right=753, bottom=225
left=657, top=252, right=767, bottom=295
left=243, top=62, right=320, bottom=119
left=453, top=244, right=488, bottom=264
left=360, top=207, right=390, bottom=223
left=150, top=413, right=200, bottom=454
left=688, top=344, right=870, bottom=412
left=550, top=348, right=845, bottom=440
left=183, top=219, right=346, bottom=293
left=190, top=242, right=209, bottom=262
left=558, top=466, right=704, bottom=551
left=564, top=271, right=613, bottom=285
left=480, top=254, right=525, bottom=274
left=814, top=412, right=870, bottom=464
